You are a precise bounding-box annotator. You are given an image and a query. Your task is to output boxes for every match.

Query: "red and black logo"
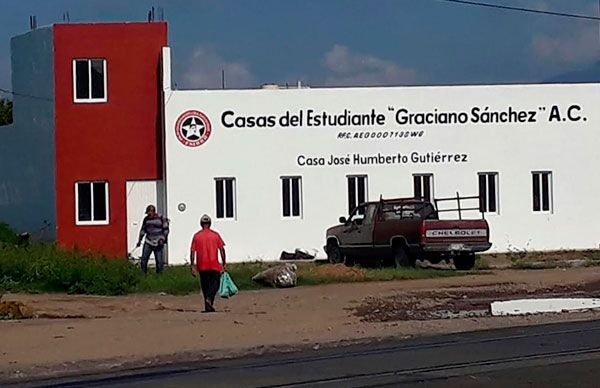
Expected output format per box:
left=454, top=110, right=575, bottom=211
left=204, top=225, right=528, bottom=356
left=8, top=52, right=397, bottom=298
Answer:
left=175, top=110, right=212, bottom=147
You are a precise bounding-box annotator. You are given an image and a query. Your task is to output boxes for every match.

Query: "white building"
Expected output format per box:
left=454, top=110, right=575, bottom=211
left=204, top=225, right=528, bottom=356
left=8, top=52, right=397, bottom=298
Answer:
left=160, top=48, right=600, bottom=264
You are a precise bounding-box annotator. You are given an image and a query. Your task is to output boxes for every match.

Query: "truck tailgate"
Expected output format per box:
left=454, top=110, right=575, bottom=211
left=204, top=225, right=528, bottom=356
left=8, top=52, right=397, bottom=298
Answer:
left=421, top=219, right=490, bottom=252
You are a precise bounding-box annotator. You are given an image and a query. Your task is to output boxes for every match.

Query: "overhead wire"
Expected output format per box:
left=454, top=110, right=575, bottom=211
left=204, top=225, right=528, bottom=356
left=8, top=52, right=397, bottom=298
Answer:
left=438, top=0, right=600, bottom=21
left=0, top=87, right=53, bottom=101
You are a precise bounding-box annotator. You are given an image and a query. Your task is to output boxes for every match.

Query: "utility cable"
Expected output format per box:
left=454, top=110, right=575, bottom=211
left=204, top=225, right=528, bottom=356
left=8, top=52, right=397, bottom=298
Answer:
left=0, top=87, right=53, bottom=101
left=438, top=0, right=600, bottom=21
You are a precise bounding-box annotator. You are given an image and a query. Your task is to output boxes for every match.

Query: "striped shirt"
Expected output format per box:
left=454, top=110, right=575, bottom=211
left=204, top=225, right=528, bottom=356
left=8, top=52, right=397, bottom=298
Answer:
left=139, top=215, right=170, bottom=247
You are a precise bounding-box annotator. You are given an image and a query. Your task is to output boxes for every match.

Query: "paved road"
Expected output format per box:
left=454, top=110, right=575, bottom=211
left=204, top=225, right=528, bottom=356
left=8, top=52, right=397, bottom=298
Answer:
left=22, top=320, right=600, bottom=387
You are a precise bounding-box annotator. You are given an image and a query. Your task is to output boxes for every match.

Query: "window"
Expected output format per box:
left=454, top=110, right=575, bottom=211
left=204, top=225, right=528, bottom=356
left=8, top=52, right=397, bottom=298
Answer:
left=215, top=178, right=236, bottom=219
left=73, top=59, right=107, bottom=102
left=478, top=172, right=499, bottom=213
left=413, top=174, right=434, bottom=202
left=381, top=202, right=437, bottom=221
left=281, top=176, right=302, bottom=218
left=347, top=175, right=368, bottom=215
left=532, top=171, right=553, bottom=213
left=75, top=181, right=109, bottom=225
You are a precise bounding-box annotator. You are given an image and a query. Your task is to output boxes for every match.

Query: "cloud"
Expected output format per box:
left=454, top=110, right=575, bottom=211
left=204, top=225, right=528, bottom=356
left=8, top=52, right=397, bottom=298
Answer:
left=323, top=45, right=418, bottom=86
left=532, top=24, right=599, bottom=66
left=530, top=2, right=600, bottom=67
left=181, top=46, right=255, bottom=89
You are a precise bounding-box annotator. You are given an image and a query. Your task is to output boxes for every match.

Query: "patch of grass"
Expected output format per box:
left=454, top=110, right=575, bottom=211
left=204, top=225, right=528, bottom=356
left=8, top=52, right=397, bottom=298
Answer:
left=134, top=263, right=275, bottom=295
left=474, top=255, right=491, bottom=270
left=490, top=249, right=600, bottom=265
left=131, top=262, right=466, bottom=294
left=0, top=243, right=139, bottom=295
left=0, top=223, right=18, bottom=244
left=0, top=226, right=477, bottom=295
left=134, top=266, right=197, bottom=295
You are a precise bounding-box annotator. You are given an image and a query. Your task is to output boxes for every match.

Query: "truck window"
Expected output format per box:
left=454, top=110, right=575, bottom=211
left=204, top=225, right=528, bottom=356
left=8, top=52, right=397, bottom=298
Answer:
left=381, top=202, right=437, bottom=220
left=363, top=204, right=376, bottom=224
left=348, top=205, right=376, bottom=225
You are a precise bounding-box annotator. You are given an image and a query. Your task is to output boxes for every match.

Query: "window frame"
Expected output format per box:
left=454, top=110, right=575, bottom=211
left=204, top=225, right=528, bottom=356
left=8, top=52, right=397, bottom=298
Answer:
left=532, top=171, right=553, bottom=214
left=214, top=177, right=237, bottom=220
left=478, top=172, right=500, bottom=214
left=347, top=174, right=368, bottom=215
left=75, top=181, right=110, bottom=226
left=72, top=59, right=108, bottom=103
left=281, top=176, right=303, bottom=219
left=413, top=173, right=434, bottom=203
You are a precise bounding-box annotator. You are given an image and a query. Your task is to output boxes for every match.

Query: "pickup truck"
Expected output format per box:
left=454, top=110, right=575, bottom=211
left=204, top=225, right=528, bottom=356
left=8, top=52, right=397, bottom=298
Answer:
left=324, top=197, right=491, bottom=270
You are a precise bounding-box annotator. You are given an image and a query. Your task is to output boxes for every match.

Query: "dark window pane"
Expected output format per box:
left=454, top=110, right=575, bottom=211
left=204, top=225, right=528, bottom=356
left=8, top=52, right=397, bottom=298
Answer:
left=488, top=174, right=497, bottom=212
left=216, top=180, right=224, bottom=218
left=91, top=59, right=105, bottom=99
left=93, top=182, right=107, bottom=221
left=423, top=176, right=431, bottom=202
left=541, top=173, right=550, bottom=211
left=348, top=177, right=356, bottom=214
left=77, top=183, right=92, bottom=222
left=413, top=176, right=421, bottom=199
left=282, top=178, right=290, bottom=217
left=532, top=173, right=540, bottom=211
left=291, top=178, right=300, bottom=217
left=75, top=60, right=89, bottom=99
left=478, top=174, right=487, bottom=212
left=357, top=177, right=366, bottom=214
left=225, top=179, right=234, bottom=218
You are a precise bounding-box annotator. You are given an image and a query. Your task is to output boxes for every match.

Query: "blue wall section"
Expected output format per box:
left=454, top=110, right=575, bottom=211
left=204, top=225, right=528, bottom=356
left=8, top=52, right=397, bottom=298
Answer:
left=0, top=27, right=56, bottom=240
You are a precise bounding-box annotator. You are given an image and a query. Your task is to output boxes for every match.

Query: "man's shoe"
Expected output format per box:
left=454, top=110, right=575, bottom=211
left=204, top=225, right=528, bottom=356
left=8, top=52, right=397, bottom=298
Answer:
left=204, top=301, right=216, bottom=313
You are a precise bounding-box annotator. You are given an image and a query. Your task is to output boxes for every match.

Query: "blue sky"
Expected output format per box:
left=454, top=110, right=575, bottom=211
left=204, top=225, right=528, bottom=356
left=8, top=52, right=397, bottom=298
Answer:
left=0, top=0, right=599, bottom=92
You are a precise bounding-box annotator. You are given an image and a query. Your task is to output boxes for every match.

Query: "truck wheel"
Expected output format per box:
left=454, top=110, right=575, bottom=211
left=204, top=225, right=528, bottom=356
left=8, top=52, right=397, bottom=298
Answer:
left=454, top=254, right=476, bottom=271
left=393, top=246, right=413, bottom=268
left=327, top=241, right=344, bottom=264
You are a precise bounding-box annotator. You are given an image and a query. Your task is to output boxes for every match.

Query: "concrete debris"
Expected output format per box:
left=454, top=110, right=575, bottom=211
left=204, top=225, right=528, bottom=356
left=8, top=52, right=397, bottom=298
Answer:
left=491, top=298, right=600, bottom=316
left=279, top=248, right=316, bottom=261
left=252, top=264, right=298, bottom=288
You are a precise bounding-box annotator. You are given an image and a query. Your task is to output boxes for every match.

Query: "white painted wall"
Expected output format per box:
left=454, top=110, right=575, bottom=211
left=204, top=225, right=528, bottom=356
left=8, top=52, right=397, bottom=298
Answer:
left=162, top=54, right=600, bottom=264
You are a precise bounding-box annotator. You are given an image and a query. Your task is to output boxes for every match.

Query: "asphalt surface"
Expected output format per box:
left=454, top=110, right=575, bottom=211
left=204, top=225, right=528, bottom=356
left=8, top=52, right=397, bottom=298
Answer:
left=18, top=319, right=600, bottom=388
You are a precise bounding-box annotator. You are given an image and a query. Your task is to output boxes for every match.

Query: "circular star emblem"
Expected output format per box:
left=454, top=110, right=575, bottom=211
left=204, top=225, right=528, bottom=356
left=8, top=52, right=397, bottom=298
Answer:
left=175, top=110, right=212, bottom=147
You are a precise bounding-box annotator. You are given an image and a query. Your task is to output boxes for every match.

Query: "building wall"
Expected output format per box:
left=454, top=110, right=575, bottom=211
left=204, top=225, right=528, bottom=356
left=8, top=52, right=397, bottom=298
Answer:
left=53, top=23, right=167, bottom=256
left=0, top=27, right=56, bottom=239
left=163, top=82, right=600, bottom=263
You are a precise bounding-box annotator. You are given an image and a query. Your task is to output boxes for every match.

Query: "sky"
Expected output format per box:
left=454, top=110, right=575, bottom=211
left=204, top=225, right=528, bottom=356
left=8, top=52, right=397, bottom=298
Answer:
left=0, top=0, right=599, bottom=93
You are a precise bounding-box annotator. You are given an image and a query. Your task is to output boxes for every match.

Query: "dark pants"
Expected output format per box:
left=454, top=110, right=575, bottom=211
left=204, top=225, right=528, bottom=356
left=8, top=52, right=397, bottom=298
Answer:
left=141, top=243, right=164, bottom=274
left=199, top=270, right=221, bottom=308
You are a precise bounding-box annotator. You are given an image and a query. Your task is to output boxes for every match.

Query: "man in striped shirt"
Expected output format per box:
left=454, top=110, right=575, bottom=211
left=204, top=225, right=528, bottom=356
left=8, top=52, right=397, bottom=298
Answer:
left=136, top=205, right=170, bottom=274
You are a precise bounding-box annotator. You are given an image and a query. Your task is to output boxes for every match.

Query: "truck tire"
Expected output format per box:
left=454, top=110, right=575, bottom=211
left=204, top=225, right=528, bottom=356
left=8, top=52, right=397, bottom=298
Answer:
left=326, top=241, right=344, bottom=264
left=393, top=246, right=414, bottom=268
left=454, top=254, right=476, bottom=271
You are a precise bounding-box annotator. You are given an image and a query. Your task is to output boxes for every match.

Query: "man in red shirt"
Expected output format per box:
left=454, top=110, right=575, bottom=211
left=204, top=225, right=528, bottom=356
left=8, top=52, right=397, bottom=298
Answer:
left=190, top=214, right=227, bottom=312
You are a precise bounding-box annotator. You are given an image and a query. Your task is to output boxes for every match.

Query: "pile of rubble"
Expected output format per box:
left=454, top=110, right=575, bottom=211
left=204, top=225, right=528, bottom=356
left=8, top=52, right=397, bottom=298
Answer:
left=353, top=283, right=600, bottom=322
left=0, top=294, right=33, bottom=320
left=252, top=264, right=298, bottom=288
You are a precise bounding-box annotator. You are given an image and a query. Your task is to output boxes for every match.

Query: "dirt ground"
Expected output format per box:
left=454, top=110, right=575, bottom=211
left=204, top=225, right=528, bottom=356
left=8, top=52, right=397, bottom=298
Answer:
left=3, top=267, right=600, bottom=383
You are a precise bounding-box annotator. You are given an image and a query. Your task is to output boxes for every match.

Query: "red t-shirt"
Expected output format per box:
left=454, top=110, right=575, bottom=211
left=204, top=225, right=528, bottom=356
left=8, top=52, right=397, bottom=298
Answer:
left=191, top=229, right=225, bottom=271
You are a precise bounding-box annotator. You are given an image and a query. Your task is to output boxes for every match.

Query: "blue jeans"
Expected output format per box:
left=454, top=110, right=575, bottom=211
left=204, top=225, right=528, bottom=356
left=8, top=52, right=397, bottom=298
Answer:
left=141, top=243, right=165, bottom=274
